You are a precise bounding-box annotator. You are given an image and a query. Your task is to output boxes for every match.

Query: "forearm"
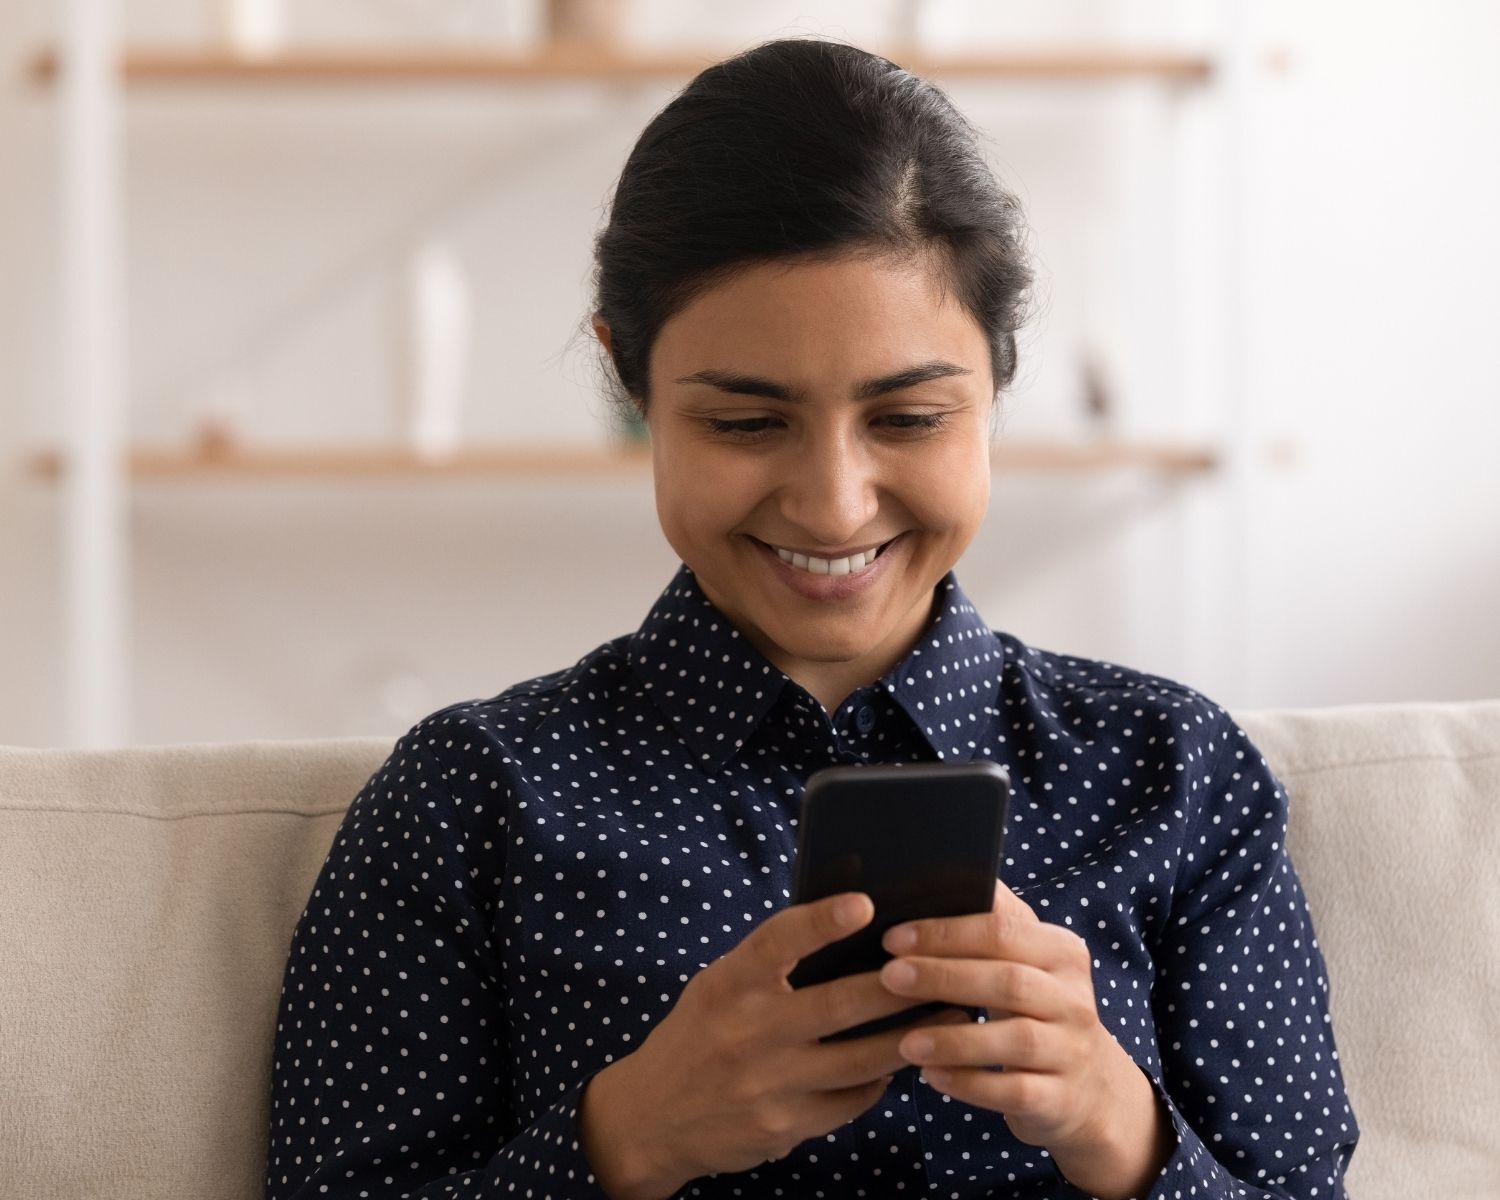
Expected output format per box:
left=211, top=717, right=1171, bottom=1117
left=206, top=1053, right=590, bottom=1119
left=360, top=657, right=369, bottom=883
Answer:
left=1048, top=1042, right=1174, bottom=1200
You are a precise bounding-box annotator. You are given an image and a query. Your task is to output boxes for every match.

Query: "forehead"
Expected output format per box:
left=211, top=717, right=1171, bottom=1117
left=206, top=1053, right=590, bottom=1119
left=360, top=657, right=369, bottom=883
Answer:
left=652, top=252, right=987, bottom=377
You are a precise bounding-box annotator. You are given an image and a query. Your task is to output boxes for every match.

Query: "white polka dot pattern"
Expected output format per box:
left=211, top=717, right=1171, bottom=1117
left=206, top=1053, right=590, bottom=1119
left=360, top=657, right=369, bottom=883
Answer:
left=266, top=565, right=1358, bottom=1198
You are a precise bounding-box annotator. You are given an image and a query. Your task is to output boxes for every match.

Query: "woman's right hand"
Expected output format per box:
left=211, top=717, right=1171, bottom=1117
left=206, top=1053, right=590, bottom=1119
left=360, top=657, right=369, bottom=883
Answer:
left=577, top=890, right=972, bottom=1198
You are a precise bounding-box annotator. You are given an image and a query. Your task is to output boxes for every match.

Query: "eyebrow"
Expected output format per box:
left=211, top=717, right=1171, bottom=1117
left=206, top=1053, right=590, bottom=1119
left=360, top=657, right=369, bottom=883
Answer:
left=673, top=360, right=973, bottom=402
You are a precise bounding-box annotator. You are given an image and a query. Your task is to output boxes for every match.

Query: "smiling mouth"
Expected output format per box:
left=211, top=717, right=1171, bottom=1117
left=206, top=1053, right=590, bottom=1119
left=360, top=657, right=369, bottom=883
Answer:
left=757, top=536, right=898, bottom=576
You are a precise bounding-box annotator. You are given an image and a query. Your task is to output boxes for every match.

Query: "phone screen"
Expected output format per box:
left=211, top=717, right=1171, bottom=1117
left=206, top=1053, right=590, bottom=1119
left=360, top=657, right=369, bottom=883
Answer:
left=788, top=760, right=1010, bottom=1041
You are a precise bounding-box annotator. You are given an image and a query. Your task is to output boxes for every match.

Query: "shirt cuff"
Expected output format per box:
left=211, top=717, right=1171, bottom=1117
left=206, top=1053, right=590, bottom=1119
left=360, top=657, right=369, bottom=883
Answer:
left=490, top=1067, right=615, bottom=1198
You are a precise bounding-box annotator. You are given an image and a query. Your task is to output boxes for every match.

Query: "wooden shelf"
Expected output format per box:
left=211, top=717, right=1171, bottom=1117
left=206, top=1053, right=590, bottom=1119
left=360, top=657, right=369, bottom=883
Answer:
left=28, top=46, right=1213, bottom=86
left=24, top=440, right=1218, bottom=481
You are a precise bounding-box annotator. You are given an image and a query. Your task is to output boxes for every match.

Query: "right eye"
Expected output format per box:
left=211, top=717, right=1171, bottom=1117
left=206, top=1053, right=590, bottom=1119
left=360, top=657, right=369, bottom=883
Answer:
left=704, top=417, right=782, bottom=440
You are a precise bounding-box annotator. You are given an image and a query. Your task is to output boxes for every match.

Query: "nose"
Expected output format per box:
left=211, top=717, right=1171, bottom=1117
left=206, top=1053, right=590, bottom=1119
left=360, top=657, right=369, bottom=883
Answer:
left=777, top=426, right=880, bottom=547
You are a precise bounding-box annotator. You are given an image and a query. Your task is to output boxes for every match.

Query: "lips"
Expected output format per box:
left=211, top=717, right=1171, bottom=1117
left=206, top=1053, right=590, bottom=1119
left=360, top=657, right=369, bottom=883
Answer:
left=751, top=532, right=905, bottom=600
left=756, top=536, right=896, bottom=571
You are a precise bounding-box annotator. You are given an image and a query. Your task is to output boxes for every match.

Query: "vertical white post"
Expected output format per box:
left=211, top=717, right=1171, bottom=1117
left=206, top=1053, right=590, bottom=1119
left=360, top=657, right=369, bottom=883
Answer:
left=60, top=0, right=129, bottom=748
left=1218, top=0, right=1257, bottom=707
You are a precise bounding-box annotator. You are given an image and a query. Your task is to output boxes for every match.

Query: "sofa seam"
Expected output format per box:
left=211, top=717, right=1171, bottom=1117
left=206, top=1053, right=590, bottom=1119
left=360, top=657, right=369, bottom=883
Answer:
left=1276, top=750, right=1500, bottom=776
left=0, top=804, right=351, bottom=820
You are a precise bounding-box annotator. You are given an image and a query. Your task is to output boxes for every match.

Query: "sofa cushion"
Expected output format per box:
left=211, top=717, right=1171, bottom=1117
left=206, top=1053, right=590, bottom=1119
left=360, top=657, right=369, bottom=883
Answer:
left=1236, top=701, right=1500, bottom=1200
left=0, top=737, right=388, bottom=1200
left=1, top=700, right=1497, bottom=1199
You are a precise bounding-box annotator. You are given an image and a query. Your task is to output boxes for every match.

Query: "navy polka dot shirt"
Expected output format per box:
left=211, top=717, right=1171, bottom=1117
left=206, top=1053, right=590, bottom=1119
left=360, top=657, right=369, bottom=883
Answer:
left=266, top=565, right=1358, bottom=1198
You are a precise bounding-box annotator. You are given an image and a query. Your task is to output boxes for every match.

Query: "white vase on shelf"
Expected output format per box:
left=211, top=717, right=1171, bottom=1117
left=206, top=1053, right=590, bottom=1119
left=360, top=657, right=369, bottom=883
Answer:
left=400, top=239, right=472, bottom=461
left=218, top=0, right=284, bottom=58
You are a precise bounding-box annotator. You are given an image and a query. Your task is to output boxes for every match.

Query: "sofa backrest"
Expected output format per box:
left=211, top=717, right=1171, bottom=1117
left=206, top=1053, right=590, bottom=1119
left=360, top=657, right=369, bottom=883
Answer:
left=1, top=701, right=1497, bottom=1199
left=1235, top=701, right=1500, bottom=1198
left=0, top=736, right=387, bottom=1199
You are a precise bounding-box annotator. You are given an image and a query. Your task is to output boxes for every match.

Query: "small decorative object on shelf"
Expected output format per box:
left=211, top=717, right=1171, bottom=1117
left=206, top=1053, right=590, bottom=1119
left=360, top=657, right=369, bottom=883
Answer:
left=219, top=0, right=283, bottom=58
left=193, top=372, right=256, bottom=456
left=1079, top=345, right=1118, bottom=441
left=894, top=0, right=975, bottom=54
left=545, top=0, right=625, bottom=49
left=400, top=238, right=472, bottom=461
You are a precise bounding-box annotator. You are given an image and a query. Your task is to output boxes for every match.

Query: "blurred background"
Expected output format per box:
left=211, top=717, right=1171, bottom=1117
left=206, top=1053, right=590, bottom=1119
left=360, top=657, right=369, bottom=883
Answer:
left=2, top=0, right=1496, bottom=750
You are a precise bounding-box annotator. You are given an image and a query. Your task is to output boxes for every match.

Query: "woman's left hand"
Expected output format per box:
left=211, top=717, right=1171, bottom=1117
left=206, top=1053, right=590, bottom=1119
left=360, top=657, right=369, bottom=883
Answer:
left=877, top=880, right=1153, bottom=1160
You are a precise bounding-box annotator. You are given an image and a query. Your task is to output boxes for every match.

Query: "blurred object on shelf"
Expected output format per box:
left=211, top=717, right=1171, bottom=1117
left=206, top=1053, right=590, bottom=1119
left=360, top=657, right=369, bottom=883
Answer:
left=545, top=0, right=625, bottom=49
left=400, top=239, right=472, bottom=461
left=1079, top=344, right=1118, bottom=439
left=360, top=0, right=531, bottom=46
left=193, top=372, right=256, bottom=455
left=1263, top=437, right=1301, bottom=469
left=894, top=0, right=976, bottom=54
left=218, top=0, right=284, bottom=58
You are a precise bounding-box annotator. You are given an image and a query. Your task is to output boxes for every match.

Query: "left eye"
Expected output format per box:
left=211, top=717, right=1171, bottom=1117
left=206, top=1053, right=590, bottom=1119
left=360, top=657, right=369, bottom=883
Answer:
left=702, top=412, right=947, bottom=438
left=705, top=417, right=779, bottom=435
left=882, top=413, right=946, bottom=430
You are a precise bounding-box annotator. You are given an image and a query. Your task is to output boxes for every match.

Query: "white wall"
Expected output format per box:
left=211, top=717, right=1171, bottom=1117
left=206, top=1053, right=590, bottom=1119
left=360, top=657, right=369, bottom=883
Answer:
left=1, top=0, right=1495, bottom=748
left=1247, top=0, right=1500, bottom=704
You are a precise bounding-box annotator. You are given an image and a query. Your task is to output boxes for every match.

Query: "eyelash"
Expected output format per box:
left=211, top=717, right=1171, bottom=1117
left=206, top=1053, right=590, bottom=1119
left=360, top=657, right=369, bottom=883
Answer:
left=703, top=413, right=949, bottom=441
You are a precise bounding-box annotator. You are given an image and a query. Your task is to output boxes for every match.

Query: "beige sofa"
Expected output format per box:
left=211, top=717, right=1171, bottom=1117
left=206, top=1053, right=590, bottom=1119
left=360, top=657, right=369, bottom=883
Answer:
left=3, top=701, right=1498, bottom=1200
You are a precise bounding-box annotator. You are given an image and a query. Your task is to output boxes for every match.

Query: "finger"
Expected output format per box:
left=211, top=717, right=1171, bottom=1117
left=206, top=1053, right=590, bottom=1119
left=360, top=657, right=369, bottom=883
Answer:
left=784, top=1071, right=907, bottom=1153
left=881, top=900, right=1081, bottom=972
left=739, top=892, right=873, bottom=984
left=993, top=878, right=1039, bottom=919
left=797, top=1008, right=973, bottom=1093
left=896, top=1015, right=1056, bottom=1074
left=879, top=955, right=1072, bottom=1019
left=784, top=965, right=937, bottom=1041
left=919, top=1063, right=1066, bottom=1122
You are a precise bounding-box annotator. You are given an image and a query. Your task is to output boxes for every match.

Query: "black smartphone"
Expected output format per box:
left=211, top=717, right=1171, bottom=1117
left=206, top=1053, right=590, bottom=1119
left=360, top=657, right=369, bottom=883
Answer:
left=787, top=760, right=1010, bottom=1042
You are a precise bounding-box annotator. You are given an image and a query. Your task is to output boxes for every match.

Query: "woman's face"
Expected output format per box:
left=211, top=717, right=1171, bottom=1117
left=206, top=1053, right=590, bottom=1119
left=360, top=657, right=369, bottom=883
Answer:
left=628, top=252, right=994, bottom=698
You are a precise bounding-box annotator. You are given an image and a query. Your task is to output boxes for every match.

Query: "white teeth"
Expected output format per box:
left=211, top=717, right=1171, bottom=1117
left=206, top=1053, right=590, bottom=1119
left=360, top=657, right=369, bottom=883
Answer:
left=770, top=542, right=884, bottom=575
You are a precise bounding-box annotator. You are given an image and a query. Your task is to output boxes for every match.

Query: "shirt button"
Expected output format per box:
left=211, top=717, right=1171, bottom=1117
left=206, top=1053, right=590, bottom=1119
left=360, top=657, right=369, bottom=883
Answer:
left=855, top=705, right=876, bottom=735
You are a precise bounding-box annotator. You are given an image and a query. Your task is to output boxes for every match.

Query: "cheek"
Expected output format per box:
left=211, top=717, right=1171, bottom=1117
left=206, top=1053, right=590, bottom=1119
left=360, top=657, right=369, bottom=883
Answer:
left=653, top=447, right=758, bottom=544
left=899, top=443, right=990, bottom=531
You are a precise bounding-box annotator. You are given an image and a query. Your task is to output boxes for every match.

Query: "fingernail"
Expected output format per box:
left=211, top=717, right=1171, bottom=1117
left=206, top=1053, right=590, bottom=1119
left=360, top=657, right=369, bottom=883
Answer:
left=902, top=1033, right=934, bottom=1059
left=922, top=1068, right=951, bottom=1089
left=882, top=959, right=917, bottom=990
left=840, top=894, right=876, bottom=924
left=884, top=924, right=916, bottom=952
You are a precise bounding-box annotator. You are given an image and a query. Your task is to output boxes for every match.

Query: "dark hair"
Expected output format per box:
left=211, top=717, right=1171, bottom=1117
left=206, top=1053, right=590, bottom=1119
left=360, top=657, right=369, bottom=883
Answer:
left=587, top=36, right=1032, bottom=418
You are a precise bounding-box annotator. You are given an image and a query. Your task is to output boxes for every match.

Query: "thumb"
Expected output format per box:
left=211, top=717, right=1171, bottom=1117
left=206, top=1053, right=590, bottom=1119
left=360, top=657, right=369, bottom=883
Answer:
left=992, top=878, right=1039, bottom=923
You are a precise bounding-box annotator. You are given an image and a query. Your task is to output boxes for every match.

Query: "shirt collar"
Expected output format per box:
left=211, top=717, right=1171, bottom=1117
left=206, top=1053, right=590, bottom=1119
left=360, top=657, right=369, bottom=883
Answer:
left=627, top=564, right=1003, bottom=769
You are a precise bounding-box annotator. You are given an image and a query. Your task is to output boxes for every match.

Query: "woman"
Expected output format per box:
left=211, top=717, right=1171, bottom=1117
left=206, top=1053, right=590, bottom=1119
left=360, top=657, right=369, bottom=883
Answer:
left=266, top=38, right=1358, bottom=1200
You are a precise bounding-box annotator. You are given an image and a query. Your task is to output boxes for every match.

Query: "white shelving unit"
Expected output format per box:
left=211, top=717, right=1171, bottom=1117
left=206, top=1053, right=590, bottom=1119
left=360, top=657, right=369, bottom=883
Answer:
left=42, top=4, right=1256, bottom=748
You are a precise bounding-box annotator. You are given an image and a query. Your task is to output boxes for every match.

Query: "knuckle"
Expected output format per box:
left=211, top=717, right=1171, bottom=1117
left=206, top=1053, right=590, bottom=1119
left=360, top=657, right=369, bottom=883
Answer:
left=742, top=922, right=781, bottom=973
left=818, top=978, right=860, bottom=1029
left=1008, top=1070, right=1044, bottom=1110
left=996, top=906, right=1028, bottom=943
left=1069, top=993, right=1098, bottom=1027
left=1011, top=1017, right=1042, bottom=1057
left=694, top=964, right=742, bottom=1019
left=1002, top=962, right=1031, bottom=1009
left=754, top=1106, right=795, bottom=1147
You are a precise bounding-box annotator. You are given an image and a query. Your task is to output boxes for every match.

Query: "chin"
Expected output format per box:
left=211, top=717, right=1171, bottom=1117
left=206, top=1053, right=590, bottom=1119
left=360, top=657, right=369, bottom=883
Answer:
left=761, top=622, right=881, bottom=665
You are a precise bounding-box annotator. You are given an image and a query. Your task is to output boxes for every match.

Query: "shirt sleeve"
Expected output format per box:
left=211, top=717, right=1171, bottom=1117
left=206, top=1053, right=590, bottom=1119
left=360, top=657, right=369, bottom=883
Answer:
left=264, top=728, right=615, bottom=1199
left=1104, top=711, right=1361, bottom=1199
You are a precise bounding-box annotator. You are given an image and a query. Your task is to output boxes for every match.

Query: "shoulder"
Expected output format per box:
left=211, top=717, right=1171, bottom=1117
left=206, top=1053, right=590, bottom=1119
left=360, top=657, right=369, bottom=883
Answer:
left=993, top=629, right=1236, bottom=759
left=399, top=633, right=638, bottom=765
